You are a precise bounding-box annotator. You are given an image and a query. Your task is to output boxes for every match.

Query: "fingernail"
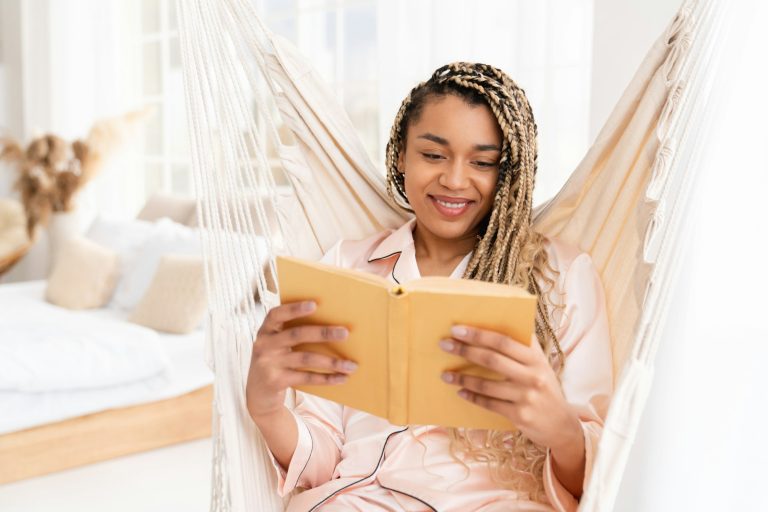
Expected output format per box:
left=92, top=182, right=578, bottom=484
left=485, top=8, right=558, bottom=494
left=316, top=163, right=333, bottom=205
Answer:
left=342, top=361, right=358, bottom=372
left=302, top=301, right=316, bottom=312
left=451, top=326, right=468, bottom=338
left=439, top=339, right=455, bottom=351
left=458, top=389, right=469, bottom=399
left=441, top=372, right=454, bottom=383
left=332, top=327, right=349, bottom=339
left=331, top=374, right=348, bottom=383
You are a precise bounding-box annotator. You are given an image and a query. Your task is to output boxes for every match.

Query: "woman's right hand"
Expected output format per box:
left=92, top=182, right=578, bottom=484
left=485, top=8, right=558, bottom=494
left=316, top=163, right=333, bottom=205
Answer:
left=246, top=300, right=357, bottom=422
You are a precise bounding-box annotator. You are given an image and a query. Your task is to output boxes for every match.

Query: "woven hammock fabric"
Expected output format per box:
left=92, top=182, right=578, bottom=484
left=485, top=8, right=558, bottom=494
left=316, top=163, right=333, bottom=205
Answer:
left=176, top=0, right=731, bottom=510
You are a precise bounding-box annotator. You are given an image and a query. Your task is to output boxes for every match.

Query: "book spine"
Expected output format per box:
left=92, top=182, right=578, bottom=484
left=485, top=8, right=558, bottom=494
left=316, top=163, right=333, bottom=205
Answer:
left=387, top=286, right=409, bottom=425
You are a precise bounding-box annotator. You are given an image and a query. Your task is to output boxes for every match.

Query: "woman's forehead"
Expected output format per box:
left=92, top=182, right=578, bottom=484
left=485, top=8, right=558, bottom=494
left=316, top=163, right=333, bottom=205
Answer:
left=408, top=95, right=502, bottom=148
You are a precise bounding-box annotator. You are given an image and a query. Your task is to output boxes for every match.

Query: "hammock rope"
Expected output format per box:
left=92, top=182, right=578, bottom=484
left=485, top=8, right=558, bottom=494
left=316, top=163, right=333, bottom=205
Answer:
left=176, top=0, right=732, bottom=510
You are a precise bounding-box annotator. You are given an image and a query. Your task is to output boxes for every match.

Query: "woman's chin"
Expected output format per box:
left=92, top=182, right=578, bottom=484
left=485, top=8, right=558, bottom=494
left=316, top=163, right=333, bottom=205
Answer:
left=417, top=216, right=479, bottom=242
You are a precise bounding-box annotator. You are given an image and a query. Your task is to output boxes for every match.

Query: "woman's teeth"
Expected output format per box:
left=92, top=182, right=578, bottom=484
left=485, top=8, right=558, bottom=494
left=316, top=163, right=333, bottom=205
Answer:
left=435, top=199, right=468, bottom=209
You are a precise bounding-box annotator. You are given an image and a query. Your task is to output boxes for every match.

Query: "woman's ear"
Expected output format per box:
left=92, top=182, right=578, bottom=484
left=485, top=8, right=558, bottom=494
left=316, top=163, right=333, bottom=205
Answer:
left=397, top=152, right=405, bottom=174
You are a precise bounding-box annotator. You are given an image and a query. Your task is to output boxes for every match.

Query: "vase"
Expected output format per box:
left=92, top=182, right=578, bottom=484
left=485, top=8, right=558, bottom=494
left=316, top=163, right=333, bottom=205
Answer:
left=47, top=210, right=84, bottom=272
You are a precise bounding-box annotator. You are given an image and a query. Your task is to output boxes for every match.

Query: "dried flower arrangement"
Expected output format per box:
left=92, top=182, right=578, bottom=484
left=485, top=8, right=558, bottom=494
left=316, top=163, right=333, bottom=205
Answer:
left=0, top=109, right=150, bottom=237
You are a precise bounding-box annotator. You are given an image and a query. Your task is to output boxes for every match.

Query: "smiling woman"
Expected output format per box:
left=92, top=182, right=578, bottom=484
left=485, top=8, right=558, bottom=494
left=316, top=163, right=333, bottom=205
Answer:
left=246, top=62, right=612, bottom=512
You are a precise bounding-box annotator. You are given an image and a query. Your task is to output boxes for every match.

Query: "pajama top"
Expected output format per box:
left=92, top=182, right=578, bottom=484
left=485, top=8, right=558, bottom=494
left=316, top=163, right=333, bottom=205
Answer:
left=266, top=218, right=613, bottom=512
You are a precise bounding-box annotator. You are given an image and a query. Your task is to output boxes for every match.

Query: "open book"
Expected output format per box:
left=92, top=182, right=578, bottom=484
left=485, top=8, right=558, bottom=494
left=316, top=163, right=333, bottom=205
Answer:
left=276, top=255, right=538, bottom=430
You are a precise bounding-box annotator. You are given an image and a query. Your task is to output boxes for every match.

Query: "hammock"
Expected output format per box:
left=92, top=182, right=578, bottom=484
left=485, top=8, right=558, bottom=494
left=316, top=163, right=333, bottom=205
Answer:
left=176, top=0, right=732, bottom=509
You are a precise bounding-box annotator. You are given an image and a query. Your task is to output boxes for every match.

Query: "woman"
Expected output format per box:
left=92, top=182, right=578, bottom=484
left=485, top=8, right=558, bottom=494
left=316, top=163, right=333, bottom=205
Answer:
left=246, top=63, right=612, bottom=511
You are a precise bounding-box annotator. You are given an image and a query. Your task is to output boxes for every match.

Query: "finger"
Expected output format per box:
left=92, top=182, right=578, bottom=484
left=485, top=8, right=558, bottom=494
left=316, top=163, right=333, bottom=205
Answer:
left=272, top=324, right=349, bottom=349
left=260, top=301, right=317, bottom=334
left=450, top=325, right=536, bottom=365
left=439, top=339, right=532, bottom=382
left=456, top=388, right=515, bottom=420
left=284, top=351, right=358, bottom=374
left=441, top=371, right=523, bottom=402
left=282, top=369, right=350, bottom=387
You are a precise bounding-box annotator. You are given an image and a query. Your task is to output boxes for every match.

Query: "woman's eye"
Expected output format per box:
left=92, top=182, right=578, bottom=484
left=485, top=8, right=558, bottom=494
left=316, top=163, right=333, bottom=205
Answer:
left=474, top=161, right=497, bottom=168
left=422, top=153, right=445, bottom=160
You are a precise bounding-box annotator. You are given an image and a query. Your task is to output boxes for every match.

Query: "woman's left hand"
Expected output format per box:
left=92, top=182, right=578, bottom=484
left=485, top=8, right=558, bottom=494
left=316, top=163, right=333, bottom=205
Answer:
left=439, top=325, right=582, bottom=453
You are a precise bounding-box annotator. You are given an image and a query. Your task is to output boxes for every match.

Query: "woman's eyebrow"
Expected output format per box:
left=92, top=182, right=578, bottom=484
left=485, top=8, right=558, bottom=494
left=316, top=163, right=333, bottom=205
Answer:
left=474, top=143, right=501, bottom=152
left=417, top=133, right=500, bottom=152
left=417, top=133, right=449, bottom=146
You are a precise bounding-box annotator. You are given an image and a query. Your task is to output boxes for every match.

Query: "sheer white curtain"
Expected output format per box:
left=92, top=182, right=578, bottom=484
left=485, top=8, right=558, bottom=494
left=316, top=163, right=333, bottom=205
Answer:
left=261, top=0, right=595, bottom=207
left=614, top=1, right=768, bottom=509
left=377, top=0, right=595, bottom=207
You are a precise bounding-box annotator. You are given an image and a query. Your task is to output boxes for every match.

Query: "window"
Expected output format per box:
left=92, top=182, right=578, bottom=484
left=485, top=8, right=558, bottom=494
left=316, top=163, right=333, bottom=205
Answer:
left=137, top=0, right=191, bottom=197
left=259, top=0, right=380, bottom=162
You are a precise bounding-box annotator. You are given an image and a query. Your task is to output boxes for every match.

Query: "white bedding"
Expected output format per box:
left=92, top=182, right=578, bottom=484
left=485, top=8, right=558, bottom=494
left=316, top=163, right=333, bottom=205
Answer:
left=0, top=281, right=213, bottom=435
left=0, top=315, right=169, bottom=393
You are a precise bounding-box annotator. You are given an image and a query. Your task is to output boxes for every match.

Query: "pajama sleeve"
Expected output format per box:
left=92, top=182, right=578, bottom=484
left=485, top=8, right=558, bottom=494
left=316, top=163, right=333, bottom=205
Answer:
left=542, top=252, right=614, bottom=512
left=266, top=240, right=348, bottom=496
left=267, top=392, right=345, bottom=496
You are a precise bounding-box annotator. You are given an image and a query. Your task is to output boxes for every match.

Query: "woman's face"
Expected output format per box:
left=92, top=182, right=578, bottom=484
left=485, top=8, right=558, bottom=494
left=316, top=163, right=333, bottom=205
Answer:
left=399, top=94, right=502, bottom=244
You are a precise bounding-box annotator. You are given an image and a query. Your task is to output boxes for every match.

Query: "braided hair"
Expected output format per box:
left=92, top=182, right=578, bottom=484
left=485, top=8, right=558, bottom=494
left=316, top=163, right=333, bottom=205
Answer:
left=386, top=62, right=565, bottom=499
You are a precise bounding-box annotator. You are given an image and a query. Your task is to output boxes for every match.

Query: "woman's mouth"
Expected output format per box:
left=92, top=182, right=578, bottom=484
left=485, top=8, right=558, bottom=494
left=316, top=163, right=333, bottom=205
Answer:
left=429, top=195, right=473, bottom=217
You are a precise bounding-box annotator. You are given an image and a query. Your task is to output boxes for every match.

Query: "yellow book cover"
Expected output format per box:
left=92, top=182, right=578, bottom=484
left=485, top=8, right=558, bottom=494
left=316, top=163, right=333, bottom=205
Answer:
left=276, top=255, right=537, bottom=431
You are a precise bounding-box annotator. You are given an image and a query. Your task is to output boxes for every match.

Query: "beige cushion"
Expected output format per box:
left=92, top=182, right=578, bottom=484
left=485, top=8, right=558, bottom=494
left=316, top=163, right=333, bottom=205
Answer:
left=129, top=254, right=207, bottom=334
left=46, top=237, right=119, bottom=309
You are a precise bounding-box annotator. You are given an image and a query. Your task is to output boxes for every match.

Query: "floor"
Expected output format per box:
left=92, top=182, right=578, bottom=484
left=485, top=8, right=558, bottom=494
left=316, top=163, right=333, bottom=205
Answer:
left=0, top=439, right=212, bottom=512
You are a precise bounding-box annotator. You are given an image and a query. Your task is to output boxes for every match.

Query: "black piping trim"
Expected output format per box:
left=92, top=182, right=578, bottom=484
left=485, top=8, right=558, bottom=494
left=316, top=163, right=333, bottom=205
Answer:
left=366, top=251, right=402, bottom=285
left=307, top=426, right=409, bottom=512
left=366, top=251, right=401, bottom=264
left=378, top=483, right=439, bottom=512
left=293, top=422, right=314, bottom=490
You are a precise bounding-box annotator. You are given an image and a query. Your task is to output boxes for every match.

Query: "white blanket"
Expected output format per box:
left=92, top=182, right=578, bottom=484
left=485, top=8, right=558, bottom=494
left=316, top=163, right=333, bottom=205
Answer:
left=0, top=280, right=212, bottom=434
left=0, top=293, right=170, bottom=392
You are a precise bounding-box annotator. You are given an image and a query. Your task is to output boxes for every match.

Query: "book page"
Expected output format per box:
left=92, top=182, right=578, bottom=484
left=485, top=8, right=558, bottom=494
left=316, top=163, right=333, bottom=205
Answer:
left=405, top=288, right=537, bottom=430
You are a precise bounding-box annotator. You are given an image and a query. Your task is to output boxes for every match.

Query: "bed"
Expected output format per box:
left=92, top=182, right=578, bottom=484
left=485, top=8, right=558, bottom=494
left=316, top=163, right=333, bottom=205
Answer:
left=0, top=195, right=217, bottom=484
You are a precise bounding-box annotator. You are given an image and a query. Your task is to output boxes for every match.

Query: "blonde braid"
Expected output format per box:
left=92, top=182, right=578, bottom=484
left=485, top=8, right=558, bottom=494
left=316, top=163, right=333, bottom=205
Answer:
left=385, top=62, right=565, bottom=502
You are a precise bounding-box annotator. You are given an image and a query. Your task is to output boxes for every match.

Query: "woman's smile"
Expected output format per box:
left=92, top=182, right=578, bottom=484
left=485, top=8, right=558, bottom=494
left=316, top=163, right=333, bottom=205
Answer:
left=429, top=194, right=475, bottom=217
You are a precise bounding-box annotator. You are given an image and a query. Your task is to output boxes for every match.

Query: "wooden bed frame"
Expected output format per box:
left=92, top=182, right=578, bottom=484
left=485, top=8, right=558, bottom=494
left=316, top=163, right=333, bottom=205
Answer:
left=0, top=195, right=215, bottom=485
left=0, top=385, right=213, bottom=484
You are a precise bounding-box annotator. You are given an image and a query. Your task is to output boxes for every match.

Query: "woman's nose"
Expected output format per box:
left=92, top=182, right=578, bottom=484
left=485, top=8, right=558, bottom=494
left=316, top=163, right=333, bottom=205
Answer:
left=438, top=160, right=471, bottom=190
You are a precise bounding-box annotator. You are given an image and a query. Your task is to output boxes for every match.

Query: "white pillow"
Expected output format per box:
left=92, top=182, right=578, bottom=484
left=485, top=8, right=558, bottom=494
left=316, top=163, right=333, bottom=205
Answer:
left=85, top=216, right=155, bottom=277
left=111, top=217, right=202, bottom=311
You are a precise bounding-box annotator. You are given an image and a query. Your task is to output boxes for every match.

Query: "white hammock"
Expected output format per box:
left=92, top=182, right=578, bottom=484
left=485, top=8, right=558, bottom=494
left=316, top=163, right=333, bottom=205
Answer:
left=176, top=0, right=732, bottom=510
